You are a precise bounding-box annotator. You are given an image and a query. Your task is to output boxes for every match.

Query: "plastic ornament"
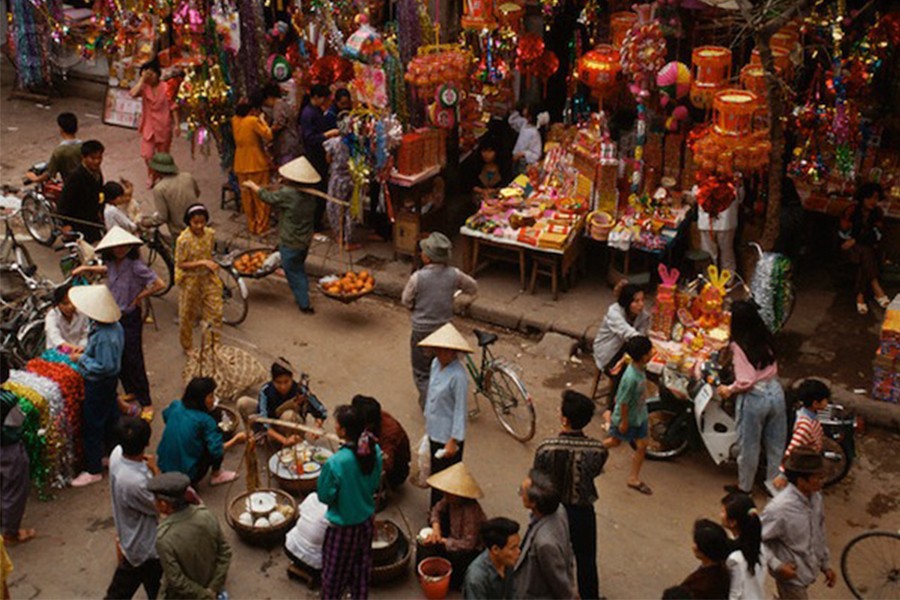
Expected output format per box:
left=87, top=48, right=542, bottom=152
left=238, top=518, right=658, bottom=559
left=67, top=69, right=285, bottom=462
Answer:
left=656, top=61, right=691, bottom=107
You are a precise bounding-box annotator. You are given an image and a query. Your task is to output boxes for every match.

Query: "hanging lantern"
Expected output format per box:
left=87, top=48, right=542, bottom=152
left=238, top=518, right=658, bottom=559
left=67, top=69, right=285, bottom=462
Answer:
left=461, top=0, right=497, bottom=30
left=610, top=12, right=637, bottom=48
left=497, top=2, right=524, bottom=32
left=713, top=89, right=758, bottom=136
left=770, top=28, right=799, bottom=52
left=690, top=46, right=731, bottom=109
left=739, top=64, right=768, bottom=98
left=577, top=44, right=621, bottom=99
left=750, top=47, right=791, bottom=74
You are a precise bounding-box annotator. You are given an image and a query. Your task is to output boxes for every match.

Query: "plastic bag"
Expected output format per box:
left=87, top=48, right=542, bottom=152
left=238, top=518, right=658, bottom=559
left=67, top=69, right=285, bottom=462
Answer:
left=410, top=434, right=431, bottom=488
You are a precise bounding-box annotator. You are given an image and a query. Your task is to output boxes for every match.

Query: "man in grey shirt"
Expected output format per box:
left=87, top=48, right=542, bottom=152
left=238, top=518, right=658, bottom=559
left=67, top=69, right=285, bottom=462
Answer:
left=149, top=153, right=200, bottom=237
left=761, top=447, right=836, bottom=599
left=402, top=232, right=477, bottom=409
left=105, top=417, right=162, bottom=600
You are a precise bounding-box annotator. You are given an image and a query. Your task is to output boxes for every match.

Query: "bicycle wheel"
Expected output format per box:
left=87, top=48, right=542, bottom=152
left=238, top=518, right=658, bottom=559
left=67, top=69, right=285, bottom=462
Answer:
left=841, top=530, right=900, bottom=599
left=218, top=266, right=248, bottom=326
left=484, top=363, right=535, bottom=442
left=20, top=193, right=55, bottom=246
left=646, top=399, right=690, bottom=460
left=145, top=240, right=174, bottom=296
left=16, top=319, right=45, bottom=366
left=822, top=436, right=852, bottom=488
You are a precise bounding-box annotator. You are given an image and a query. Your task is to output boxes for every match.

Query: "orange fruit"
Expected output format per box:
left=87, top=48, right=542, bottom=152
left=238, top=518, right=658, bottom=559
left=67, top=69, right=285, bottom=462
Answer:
left=359, top=270, right=369, bottom=279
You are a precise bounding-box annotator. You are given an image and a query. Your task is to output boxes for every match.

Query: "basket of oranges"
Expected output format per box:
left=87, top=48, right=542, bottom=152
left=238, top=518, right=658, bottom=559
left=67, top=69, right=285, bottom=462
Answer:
left=318, top=271, right=376, bottom=304
left=232, top=248, right=279, bottom=278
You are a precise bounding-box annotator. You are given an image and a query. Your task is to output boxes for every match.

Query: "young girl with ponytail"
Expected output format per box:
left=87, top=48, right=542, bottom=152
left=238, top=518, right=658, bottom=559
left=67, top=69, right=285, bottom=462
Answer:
left=721, top=491, right=767, bottom=599
left=317, top=405, right=383, bottom=599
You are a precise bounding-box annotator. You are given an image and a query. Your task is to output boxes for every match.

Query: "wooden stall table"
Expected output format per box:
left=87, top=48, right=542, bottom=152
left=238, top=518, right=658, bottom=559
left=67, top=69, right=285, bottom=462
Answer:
left=389, top=165, right=443, bottom=259
left=607, top=208, right=691, bottom=286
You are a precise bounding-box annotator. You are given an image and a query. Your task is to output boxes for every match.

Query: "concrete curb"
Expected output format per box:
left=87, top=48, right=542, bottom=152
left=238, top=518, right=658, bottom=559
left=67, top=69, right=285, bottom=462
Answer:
left=221, top=231, right=900, bottom=433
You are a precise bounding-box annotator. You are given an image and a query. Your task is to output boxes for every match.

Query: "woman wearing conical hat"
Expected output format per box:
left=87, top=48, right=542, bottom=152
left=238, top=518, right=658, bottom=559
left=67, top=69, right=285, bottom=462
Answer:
left=418, top=323, right=474, bottom=508
left=422, top=462, right=487, bottom=590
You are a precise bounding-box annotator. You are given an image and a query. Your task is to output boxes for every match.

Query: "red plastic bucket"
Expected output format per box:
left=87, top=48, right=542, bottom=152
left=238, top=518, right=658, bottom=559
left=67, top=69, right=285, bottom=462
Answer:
left=417, top=556, right=452, bottom=600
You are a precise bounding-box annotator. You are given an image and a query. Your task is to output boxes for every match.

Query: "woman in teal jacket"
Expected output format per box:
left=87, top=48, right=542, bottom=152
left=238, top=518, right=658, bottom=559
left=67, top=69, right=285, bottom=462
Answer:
left=317, top=404, right=382, bottom=599
left=157, top=377, right=239, bottom=487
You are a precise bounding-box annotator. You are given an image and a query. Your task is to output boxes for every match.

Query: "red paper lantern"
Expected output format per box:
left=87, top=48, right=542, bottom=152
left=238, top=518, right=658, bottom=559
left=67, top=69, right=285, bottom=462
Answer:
left=713, top=89, right=758, bottom=136
left=577, top=45, right=621, bottom=99
left=690, top=46, right=731, bottom=109
left=750, top=46, right=791, bottom=74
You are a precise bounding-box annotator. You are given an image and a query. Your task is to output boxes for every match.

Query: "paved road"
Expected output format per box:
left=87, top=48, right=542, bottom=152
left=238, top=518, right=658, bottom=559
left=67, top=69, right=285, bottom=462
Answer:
left=4, top=239, right=898, bottom=599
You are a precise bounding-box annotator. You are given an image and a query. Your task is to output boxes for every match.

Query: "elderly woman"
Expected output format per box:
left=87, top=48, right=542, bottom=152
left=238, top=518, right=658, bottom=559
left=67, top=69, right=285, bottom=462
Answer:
left=419, top=323, right=473, bottom=507
left=422, top=462, right=486, bottom=590
left=840, top=182, right=889, bottom=314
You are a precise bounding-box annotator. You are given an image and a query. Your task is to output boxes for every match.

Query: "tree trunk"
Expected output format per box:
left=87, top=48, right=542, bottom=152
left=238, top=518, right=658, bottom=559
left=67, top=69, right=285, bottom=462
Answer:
left=755, top=33, right=785, bottom=251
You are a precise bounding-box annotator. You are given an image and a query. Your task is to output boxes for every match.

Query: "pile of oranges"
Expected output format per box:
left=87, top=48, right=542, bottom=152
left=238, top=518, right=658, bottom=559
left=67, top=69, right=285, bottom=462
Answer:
left=234, top=251, right=269, bottom=275
left=322, top=271, right=375, bottom=297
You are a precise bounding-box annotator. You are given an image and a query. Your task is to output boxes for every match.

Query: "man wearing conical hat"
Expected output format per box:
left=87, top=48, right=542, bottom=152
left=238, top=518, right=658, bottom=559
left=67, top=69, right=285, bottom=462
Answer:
left=422, top=462, right=487, bottom=590
left=418, top=323, right=474, bottom=508
left=402, top=232, right=478, bottom=409
left=68, top=285, right=125, bottom=488
left=242, top=156, right=321, bottom=314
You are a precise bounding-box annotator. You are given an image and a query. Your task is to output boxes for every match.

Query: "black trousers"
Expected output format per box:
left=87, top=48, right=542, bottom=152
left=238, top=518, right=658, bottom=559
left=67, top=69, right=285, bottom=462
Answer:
left=120, top=309, right=152, bottom=406
left=428, top=439, right=464, bottom=507
left=191, top=448, right=223, bottom=486
left=565, top=503, right=599, bottom=600
left=105, top=557, right=162, bottom=599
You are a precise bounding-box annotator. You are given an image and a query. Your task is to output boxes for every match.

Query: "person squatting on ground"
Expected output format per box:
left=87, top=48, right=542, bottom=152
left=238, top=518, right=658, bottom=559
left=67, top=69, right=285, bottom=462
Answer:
left=533, top=390, right=608, bottom=600
left=156, top=377, right=239, bottom=488
left=232, top=96, right=274, bottom=236
left=74, top=227, right=164, bottom=408
left=105, top=417, right=162, bottom=600
left=284, top=492, right=330, bottom=587
left=717, top=300, right=786, bottom=497
left=352, top=394, right=411, bottom=489
left=679, top=519, right=732, bottom=599
left=69, top=285, right=125, bottom=488
left=402, top=233, right=478, bottom=409
left=721, top=491, right=767, bottom=600
left=603, top=335, right=654, bottom=495
left=237, top=359, right=328, bottom=447
left=148, top=472, right=233, bottom=599
left=317, top=404, right=383, bottom=600
left=507, top=469, right=577, bottom=599
left=242, top=156, right=320, bottom=314
left=419, top=323, right=472, bottom=507
left=462, top=517, right=521, bottom=600
left=130, top=59, right=174, bottom=188
left=422, top=462, right=487, bottom=589
left=761, top=447, right=836, bottom=600
left=0, top=354, right=36, bottom=544
left=175, top=204, right=223, bottom=352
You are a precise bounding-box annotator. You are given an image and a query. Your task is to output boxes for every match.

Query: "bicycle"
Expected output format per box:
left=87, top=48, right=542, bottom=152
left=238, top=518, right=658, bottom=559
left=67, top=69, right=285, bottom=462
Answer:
left=841, top=529, right=900, bottom=599
left=138, top=221, right=175, bottom=297
left=20, top=163, right=63, bottom=247
left=0, top=262, right=63, bottom=368
left=464, top=329, right=535, bottom=442
left=0, top=194, right=36, bottom=275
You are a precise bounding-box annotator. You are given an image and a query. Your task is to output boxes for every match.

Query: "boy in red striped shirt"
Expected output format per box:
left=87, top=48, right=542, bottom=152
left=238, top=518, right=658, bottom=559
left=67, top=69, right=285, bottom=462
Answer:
left=774, top=379, right=829, bottom=490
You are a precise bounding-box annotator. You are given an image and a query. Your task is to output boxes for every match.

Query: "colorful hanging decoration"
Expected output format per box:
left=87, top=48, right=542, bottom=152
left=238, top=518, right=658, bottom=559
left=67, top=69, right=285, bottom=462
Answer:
left=690, top=89, right=771, bottom=176
left=751, top=252, right=794, bottom=334
left=610, top=11, right=637, bottom=47
left=351, top=63, right=388, bottom=108
left=344, top=15, right=387, bottom=64
left=212, top=0, right=241, bottom=54
left=405, top=47, right=472, bottom=99
left=690, top=46, right=731, bottom=109
left=656, top=61, right=691, bottom=106
left=308, top=55, right=355, bottom=86
left=10, top=0, right=52, bottom=89
left=461, top=0, right=497, bottom=30
left=577, top=45, right=621, bottom=100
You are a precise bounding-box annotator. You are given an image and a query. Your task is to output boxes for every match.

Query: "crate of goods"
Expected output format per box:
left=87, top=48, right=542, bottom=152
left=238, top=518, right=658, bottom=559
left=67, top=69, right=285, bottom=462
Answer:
left=397, top=133, right=425, bottom=176
left=872, top=350, right=900, bottom=404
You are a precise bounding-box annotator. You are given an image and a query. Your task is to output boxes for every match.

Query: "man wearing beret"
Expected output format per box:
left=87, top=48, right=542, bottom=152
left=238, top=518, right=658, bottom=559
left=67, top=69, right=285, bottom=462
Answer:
left=148, top=472, right=232, bottom=599
left=761, top=447, right=836, bottom=599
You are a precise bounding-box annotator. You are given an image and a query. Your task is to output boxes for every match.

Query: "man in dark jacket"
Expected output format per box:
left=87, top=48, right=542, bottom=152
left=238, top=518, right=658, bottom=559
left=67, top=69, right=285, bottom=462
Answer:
left=59, top=139, right=105, bottom=243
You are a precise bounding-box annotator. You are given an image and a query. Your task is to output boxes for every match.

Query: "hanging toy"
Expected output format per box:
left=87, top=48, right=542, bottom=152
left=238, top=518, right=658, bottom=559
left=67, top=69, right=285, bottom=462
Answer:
left=656, top=61, right=691, bottom=107
left=267, top=54, right=292, bottom=82
left=692, top=265, right=731, bottom=330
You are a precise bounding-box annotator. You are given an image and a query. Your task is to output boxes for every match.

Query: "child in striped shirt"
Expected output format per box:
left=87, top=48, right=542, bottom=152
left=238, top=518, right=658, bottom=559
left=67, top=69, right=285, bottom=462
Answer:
left=774, top=379, right=829, bottom=490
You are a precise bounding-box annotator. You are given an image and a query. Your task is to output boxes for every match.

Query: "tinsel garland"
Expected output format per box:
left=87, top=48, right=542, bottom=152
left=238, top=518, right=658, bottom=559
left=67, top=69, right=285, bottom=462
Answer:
left=0, top=389, right=48, bottom=500
left=397, top=0, right=422, bottom=64
left=11, top=0, right=51, bottom=89
left=750, top=252, right=794, bottom=334
left=27, top=358, right=85, bottom=478
left=9, top=369, right=70, bottom=489
left=310, top=0, right=347, bottom=54
left=236, top=0, right=267, bottom=97
left=41, top=348, right=82, bottom=372
left=383, top=40, right=409, bottom=125
left=2, top=379, right=56, bottom=498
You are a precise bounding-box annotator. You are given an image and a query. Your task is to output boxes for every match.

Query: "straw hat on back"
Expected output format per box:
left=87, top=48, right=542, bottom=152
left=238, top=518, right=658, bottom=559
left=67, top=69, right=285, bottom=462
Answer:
left=95, top=226, right=142, bottom=252
left=69, top=284, right=122, bottom=323
left=426, top=462, right=483, bottom=499
left=279, top=156, right=322, bottom=184
left=417, top=323, right=473, bottom=353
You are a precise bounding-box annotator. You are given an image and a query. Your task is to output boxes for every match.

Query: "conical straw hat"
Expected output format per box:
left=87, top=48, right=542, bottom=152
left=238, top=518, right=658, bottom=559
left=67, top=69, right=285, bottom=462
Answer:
left=426, top=462, right=483, bottom=499
left=95, top=226, right=142, bottom=252
left=69, top=284, right=122, bottom=323
left=417, top=323, right=473, bottom=353
left=278, top=156, right=322, bottom=184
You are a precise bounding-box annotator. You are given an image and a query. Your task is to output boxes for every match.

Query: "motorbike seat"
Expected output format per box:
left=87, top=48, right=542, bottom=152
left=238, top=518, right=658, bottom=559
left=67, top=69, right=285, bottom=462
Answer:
left=474, top=329, right=498, bottom=347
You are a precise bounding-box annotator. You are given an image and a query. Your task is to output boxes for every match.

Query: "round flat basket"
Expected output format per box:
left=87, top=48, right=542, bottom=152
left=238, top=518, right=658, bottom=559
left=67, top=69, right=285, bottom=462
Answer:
left=317, top=285, right=375, bottom=304
left=317, top=273, right=376, bottom=304
left=372, top=528, right=411, bottom=585
left=232, top=247, right=279, bottom=279
left=210, top=404, right=241, bottom=443
left=226, top=489, right=298, bottom=546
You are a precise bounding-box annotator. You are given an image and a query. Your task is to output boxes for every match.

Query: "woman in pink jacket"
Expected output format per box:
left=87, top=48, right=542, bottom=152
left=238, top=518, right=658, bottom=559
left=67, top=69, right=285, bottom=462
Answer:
left=130, top=59, right=174, bottom=188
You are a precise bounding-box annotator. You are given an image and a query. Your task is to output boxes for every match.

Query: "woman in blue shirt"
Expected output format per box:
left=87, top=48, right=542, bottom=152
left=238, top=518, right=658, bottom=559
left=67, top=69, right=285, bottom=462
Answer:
left=156, top=377, right=239, bottom=487
left=318, top=405, right=382, bottom=600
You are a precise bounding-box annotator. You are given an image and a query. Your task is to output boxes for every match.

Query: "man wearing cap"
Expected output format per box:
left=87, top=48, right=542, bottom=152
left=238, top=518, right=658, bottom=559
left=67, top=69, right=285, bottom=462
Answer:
left=69, top=285, right=125, bottom=487
left=402, top=233, right=478, bottom=409
left=423, top=463, right=487, bottom=589
left=419, top=323, right=473, bottom=507
left=148, top=472, right=232, bottom=599
left=761, top=446, right=836, bottom=599
left=149, top=153, right=200, bottom=237
left=242, top=156, right=320, bottom=314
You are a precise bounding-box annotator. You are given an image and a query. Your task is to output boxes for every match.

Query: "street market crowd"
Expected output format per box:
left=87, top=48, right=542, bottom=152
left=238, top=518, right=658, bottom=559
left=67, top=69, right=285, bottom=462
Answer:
left=0, top=96, right=845, bottom=600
